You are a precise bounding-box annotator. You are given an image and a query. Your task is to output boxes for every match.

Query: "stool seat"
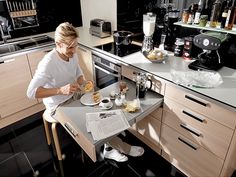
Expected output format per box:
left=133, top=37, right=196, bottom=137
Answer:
left=43, top=111, right=58, bottom=123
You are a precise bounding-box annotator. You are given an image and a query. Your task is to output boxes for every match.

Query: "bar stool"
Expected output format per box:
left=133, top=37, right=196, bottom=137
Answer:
left=43, top=110, right=65, bottom=160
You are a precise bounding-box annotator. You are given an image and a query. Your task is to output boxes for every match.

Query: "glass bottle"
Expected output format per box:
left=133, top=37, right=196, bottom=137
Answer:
left=221, top=0, right=230, bottom=28
left=225, top=0, right=236, bottom=30
left=193, top=0, right=203, bottom=24
left=210, top=0, right=222, bottom=28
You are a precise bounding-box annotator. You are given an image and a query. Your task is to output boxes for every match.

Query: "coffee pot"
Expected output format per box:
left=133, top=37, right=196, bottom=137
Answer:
left=134, top=72, right=153, bottom=98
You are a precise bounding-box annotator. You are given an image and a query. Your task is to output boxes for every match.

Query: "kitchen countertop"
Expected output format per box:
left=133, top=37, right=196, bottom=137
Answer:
left=91, top=42, right=236, bottom=110
left=2, top=26, right=236, bottom=110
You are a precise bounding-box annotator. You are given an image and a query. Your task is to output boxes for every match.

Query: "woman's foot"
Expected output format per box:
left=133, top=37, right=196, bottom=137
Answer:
left=103, top=147, right=128, bottom=162
left=128, top=146, right=144, bottom=157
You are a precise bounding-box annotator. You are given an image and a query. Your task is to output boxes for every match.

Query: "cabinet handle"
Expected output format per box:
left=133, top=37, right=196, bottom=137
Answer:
left=185, top=95, right=208, bottom=107
left=0, top=58, right=15, bottom=64
left=44, top=50, right=52, bottom=53
left=180, top=123, right=201, bottom=137
left=178, top=137, right=197, bottom=151
left=182, top=110, right=205, bottom=123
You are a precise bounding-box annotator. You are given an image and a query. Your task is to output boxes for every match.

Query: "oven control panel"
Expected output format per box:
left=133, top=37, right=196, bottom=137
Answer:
left=92, top=54, right=121, bottom=72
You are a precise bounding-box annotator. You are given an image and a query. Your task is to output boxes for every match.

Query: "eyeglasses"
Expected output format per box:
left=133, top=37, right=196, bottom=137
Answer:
left=62, top=40, right=78, bottom=50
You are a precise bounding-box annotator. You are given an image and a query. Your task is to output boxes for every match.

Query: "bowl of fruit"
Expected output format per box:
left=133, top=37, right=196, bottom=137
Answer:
left=143, top=49, right=168, bottom=63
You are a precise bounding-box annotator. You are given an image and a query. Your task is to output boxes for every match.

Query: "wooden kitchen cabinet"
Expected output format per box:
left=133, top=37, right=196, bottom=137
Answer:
left=129, top=108, right=163, bottom=154
left=161, top=83, right=236, bottom=177
left=77, top=45, right=93, bottom=81
left=0, top=55, right=38, bottom=119
left=27, top=49, right=52, bottom=103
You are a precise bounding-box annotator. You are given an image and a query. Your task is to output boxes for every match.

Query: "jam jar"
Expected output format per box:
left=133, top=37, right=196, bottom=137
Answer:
left=182, top=9, right=189, bottom=24
left=174, top=38, right=184, bottom=57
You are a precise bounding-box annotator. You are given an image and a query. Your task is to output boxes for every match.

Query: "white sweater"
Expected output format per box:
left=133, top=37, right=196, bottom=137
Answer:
left=27, top=48, right=83, bottom=112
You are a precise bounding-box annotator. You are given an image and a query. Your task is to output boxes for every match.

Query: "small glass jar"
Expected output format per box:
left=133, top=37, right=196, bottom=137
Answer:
left=199, top=15, right=208, bottom=27
left=182, top=9, right=189, bottom=24
left=174, top=38, right=184, bottom=57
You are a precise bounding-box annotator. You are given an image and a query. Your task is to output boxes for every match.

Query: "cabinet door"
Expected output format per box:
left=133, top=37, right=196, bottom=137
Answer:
left=27, top=50, right=51, bottom=103
left=129, top=108, right=162, bottom=154
left=77, top=46, right=93, bottom=81
left=0, top=56, right=38, bottom=118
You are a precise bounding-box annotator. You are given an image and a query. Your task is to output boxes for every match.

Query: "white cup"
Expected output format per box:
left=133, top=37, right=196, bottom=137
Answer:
left=99, top=97, right=112, bottom=108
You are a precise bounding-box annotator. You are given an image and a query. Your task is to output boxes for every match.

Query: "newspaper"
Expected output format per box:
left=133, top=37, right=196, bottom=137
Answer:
left=86, top=109, right=130, bottom=141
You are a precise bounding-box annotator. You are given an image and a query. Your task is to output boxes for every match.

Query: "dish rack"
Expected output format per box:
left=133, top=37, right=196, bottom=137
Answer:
left=5, top=0, right=39, bottom=30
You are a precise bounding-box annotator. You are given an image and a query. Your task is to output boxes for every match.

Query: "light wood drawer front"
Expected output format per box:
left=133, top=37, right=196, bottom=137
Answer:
left=150, top=107, right=163, bottom=121
left=121, top=64, right=139, bottom=81
left=163, top=98, right=233, bottom=159
left=121, top=65, right=165, bottom=95
left=165, top=84, right=236, bottom=129
left=161, top=124, right=224, bottom=177
left=56, top=111, right=96, bottom=162
left=132, top=114, right=161, bottom=146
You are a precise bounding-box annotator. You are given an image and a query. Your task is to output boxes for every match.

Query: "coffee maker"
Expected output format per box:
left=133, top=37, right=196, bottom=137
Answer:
left=188, top=31, right=230, bottom=70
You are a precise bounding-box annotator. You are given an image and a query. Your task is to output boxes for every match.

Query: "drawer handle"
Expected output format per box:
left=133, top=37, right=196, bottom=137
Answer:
left=182, top=110, right=205, bottom=123
left=178, top=137, right=197, bottom=151
left=64, top=122, right=78, bottom=137
left=180, top=123, right=201, bottom=137
left=185, top=95, right=208, bottom=107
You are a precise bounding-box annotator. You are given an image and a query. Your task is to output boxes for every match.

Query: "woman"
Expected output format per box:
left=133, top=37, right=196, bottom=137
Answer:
left=27, top=22, right=144, bottom=162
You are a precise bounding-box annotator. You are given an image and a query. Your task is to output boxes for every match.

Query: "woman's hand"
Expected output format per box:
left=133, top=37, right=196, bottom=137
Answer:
left=58, top=83, right=80, bottom=95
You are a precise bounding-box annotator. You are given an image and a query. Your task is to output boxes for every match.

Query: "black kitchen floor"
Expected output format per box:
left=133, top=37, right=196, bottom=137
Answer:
left=0, top=111, right=186, bottom=177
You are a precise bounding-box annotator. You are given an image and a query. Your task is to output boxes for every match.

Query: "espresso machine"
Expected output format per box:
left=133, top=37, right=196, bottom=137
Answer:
left=142, top=13, right=156, bottom=53
left=188, top=31, right=230, bottom=70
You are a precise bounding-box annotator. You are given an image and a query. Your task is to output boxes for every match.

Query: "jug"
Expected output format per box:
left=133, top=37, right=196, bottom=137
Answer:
left=134, top=72, right=153, bottom=98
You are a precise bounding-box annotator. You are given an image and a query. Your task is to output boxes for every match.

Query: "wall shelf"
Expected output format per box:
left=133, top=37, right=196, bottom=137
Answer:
left=174, top=21, right=236, bottom=35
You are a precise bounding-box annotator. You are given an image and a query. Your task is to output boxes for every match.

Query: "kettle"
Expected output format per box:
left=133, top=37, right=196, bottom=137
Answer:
left=134, top=72, right=152, bottom=98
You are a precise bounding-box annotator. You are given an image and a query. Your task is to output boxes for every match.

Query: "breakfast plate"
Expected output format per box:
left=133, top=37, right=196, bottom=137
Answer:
left=80, top=92, right=102, bottom=106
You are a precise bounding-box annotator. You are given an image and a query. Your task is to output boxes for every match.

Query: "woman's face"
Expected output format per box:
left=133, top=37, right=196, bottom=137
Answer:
left=57, top=39, right=78, bottom=59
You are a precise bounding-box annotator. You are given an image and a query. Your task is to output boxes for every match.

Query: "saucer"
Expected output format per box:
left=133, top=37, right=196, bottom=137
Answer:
left=100, top=102, right=113, bottom=110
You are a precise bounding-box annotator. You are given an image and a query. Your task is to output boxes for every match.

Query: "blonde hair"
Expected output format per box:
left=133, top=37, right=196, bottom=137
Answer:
left=54, top=22, right=78, bottom=44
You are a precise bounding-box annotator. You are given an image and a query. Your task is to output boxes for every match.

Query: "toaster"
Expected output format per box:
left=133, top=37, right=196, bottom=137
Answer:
left=89, top=19, right=111, bottom=38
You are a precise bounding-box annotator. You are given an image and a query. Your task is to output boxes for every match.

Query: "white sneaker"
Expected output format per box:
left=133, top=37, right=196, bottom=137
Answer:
left=103, top=148, right=128, bottom=162
left=128, top=146, right=144, bottom=157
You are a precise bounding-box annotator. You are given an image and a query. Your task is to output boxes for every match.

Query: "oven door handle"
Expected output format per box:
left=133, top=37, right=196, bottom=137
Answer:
left=94, top=65, right=120, bottom=78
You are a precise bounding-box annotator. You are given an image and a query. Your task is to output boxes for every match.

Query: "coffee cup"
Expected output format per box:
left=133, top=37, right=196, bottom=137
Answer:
left=99, top=97, right=112, bottom=108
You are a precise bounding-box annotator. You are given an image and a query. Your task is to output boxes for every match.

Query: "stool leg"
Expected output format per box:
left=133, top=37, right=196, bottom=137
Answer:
left=51, top=123, right=62, bottom=161
left=43, top=118, right=51, bottom=146
left=51, top=123, right=65, bottom=177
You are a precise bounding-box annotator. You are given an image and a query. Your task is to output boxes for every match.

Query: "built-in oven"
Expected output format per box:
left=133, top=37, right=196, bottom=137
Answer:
left=92, top=53, right=122, bottom=89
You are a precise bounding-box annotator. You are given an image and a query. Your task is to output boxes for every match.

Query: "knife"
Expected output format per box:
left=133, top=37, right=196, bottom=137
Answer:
left=18, top=2, right=22, bottom=11
left=15, top=1, right=19, bottom=11
left=12, top=1, right=16, bottom=11
left=25, top=1, right=28, bottom=10
left=9, top=1, right=13, bottom=11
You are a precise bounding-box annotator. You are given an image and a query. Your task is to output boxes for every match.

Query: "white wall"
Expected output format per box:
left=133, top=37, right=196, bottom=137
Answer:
left=80, top=0, right=117, bottom=31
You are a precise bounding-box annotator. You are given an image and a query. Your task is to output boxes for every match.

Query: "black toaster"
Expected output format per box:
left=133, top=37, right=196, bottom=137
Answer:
left=89, top=19, right=112, bottom=38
